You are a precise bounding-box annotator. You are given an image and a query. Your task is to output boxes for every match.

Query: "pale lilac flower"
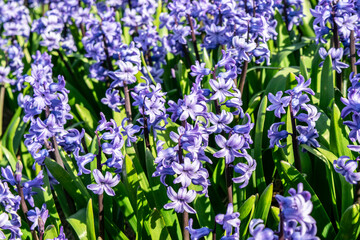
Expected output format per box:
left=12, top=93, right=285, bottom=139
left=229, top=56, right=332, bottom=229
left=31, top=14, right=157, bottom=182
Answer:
left=87, top=169, right=120, bottom=196
left=164, top=187, right=197, bottom=214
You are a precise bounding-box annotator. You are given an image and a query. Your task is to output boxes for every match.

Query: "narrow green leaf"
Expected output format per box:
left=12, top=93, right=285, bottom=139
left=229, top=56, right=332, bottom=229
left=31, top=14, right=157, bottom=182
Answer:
left=45, top=158, right=88, bottom=208
left=319, top=55, right=334, bottom=111
left=148, top=209, right=171, bottom=240
left=86, top=199, right=96, bottom=240
left=254, top=183, right=273, bottom=224
left=239, top=195, right=256, bottom=220
left=335, top=204, right=360, bottom=240
left=75, top=104, right=97, bottom=132
left=253, top=96, right=267, bottom=192
left=43, top=225, right=58, bottom=239
left=67, top=208, right=87, bottom=240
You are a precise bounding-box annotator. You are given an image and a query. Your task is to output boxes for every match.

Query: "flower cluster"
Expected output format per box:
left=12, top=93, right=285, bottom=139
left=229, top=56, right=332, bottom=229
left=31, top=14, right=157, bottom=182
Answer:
left=248, top=183, right=319, bottom=240
left=84, top=113, right=123, bottom=196
left=1, top=163, right=44, bottom=208
left=82, top=3, right=122, bottom=80
left=155, top=121, right=211, bottom=214
left=0, top=1, right=30, bottom=86
left=274, top=0, right=304, bottom=31
left=311, top=0, right=358, bottom=73
left=0, top=179, right=22, bottom=239
left=102, top=42, right=141, bottom=111
left=131, top=77, right=167, bottom=139
left=267, top=74, right=320, bottom=150
left=19, top=51, right=84, bottom=168
left=32, top=8, right=77, bottom=53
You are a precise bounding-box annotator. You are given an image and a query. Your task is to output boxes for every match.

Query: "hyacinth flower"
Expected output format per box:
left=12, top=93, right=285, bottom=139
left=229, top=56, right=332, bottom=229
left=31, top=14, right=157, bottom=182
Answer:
left=245, top=183, right=319, bottom=239
left=87, top=169, right=121, bottom=196
left=186, top=218, right=212, bottom=240
left=19, top=52, right=85, bottom=170
left=267, top=74, right=320, bottom=171
left=274, top=0, right=305, bottom=31
left=27, top=204, right=48, bottom=234
left=131, top=77, right=167, bottom=148
left=248, top=219, right=277, bottom=240
left=164, top=187, right=197, bottom=214
left=0, top=1, right=30, bottom=87
left=276, top=183, right=319, bottom=239
left=336, top=74, right=360, bottom=184
left=319, top=47, right=349, bottom=73
left=333, top=156, right=360, bottom=184
left=215, top=203, right=240, bottom=238
left=0, top=180, right=22, bottom=239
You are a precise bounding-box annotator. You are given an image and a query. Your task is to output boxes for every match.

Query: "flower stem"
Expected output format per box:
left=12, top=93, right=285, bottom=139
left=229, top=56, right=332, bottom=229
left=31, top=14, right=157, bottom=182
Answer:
left=124, top=83, right=132, bottom=121
left=278, top=209, right=285, bottom=240
left=17, top=182, right=39, bottom=240
left=96, top=133, right=105, bottom=239
left=239, top=61, right=249, bottom=95
left=45, top=106, right=64, bottom=168
left=350, top=30, right=357, bottom=74
left=178, top=123, right=189, bottom=240
left=331, top=3, right=342, bottom=91
left=187, top=14, right=200, bottom=62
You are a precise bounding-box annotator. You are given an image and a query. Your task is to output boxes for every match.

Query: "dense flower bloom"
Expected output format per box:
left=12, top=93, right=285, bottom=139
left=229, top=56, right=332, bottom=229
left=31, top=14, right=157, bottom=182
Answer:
left=276, top=183, right=319, bottom=239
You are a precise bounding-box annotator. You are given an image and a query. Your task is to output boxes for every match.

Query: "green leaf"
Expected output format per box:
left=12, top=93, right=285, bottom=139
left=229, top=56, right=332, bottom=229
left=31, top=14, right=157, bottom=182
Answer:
left=0, top=145, right=17, bottom=170
left=253, top=95, right=267, bottom=192
left=279, top=161, right=336, bottom=239
left=240, top=194, right=257, bottom=238
left=319, top=55, right=334, bottom=111
left=67, top=208, right=87, bottom=240
left=239, top=195, right=256, bottom=220
left=75, top=104, right=98, bottom=132
left=43, top=225, right=58, bottom=239
left=254, top=183, right=273, bottom=224
left=335, top=204, right=360, bottom=240
left=45, top=158, right=88, bottom=208
left=86, top=199, right=96, bottom=240
left=115, top=183, right=138, bottom=233
left=147, top=209, right=171, bottom=240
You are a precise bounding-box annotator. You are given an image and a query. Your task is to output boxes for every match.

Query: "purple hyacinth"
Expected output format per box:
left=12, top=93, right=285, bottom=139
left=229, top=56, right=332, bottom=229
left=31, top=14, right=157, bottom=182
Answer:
left=232, top=154, right=257, bottom=188
left=248, top=219, right=277, bottom=240
left=268, top=122, right=289, bottom=148
left=267, top=91, right=291, bottom=118
left=333, top=156, right=360, bottom=184
left=87, top=169, right=120, bottom=196
left=213, top=134, right=245, bottom=164
left=215, top=203, right=240, bottom=238
left=164, top=187, right=197, bottom=214
left=186, top=218, right=212, bottom=240
left=276, top=183, right=318, bottom=239
left=27, top=204, right=49, bottom=231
